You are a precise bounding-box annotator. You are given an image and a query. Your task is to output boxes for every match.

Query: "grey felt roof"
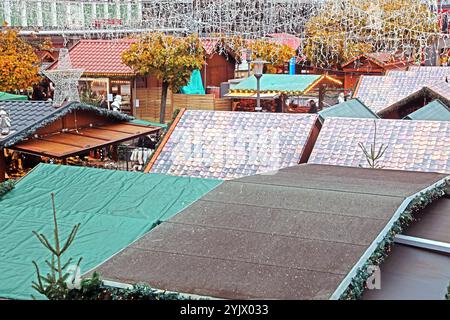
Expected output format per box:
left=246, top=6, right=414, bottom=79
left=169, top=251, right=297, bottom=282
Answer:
left=92, top=164, right=448, bottom=300
left=0, top=101, right=133, bottom=147
left=363, top=197, right=450, bottom=300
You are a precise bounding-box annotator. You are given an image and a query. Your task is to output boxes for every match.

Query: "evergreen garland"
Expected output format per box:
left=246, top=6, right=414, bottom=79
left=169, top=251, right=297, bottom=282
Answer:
left=340, top=180, right=449, bottom=300
left=446, top=282, right=450, bottom=300
left=67, top=272, right=192, bottom=300
left=2, top=102, right=134, bottom=147
left=0, top=180, right=15, bottom=198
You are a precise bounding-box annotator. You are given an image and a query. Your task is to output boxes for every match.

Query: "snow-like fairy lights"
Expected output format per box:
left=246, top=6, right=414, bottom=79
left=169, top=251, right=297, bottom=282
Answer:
left=0, top=1, right=447, bottom=67
left=43, top=49, right=84, bottom=107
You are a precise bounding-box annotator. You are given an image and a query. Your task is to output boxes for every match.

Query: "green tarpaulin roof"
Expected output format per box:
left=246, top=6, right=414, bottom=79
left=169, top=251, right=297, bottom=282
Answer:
left=231, top=74, right=323, bottom=94
left=319, top=99, right=380, bottom=121
left=0, top=164, right=221, bottom=299
left=0, top=92, right=28, bottom=101
left=129, top=119, right=168, bottom=129
left=404, top=100, right=450, bottom=121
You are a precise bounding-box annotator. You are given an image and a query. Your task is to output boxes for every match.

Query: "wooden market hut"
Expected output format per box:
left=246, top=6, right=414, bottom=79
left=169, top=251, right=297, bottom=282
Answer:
left=0, top=100, right=162, bottom=182
left=48, top=39, right=137, bottom=115
left=318, top=99, right=380, bottom=123
left=342, top=52, right=412, bottom=91
left=225, top=74, right=343, bottom=113
left=404, top=99, right=450, bottom=121
left=378, top=85, right=450, bottom=119
left=200, top=38, right=238, bottom=91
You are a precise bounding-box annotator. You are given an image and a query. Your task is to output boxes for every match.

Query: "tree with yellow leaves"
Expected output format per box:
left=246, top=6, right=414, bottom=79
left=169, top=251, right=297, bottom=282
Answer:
left=304, top=0, right=438, bottom=68
left=122, top=33, right=204, bottom=123
left=249, top=39, right=296, bottom=73
left=0, top=26, right=40, bottom=92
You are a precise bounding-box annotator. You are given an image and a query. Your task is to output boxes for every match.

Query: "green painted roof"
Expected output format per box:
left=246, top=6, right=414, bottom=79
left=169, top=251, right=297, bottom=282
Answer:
left=0, top=164, right=221, bottom=299
left=232, top=74, right=322, bottom=93
left=319, top=99, right=380, bottom=121
left=0, top=92, right=28, bottom=101
left=404, top=100, right=450, bottom=121
left=130, top=119, right=168, bottom=129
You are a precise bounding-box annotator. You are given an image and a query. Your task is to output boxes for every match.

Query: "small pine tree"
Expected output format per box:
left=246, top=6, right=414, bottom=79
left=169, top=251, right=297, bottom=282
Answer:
left=359, top=120, right=388, bottom=169
left=32, top=193, right=81, bottom=300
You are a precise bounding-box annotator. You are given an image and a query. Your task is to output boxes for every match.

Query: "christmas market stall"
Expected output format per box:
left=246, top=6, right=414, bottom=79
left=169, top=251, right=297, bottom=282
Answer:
left=145, top=109, right=321, bottom=180
left=47, top=39, right=137, bottom=114
left=0, top=164, right=221, bottom=300
left=0, top=100, right=163, bottom=182
left=341, top=52, right=412, bottom=90
left=354, top=66, right=450, bottom=118
left=318, top=99, right=379, bottom=123
left=308, top=118, right=450, bottom=174
left=225, top=74, right=342, bottom=113
left=91, top=164, right=449, bottom=299
left=404, top=100, right=450, bottom=121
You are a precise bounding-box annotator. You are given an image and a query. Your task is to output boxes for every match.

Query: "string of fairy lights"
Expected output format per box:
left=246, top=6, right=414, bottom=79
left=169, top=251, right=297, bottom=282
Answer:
left=0, top=0, right=447, bottom=66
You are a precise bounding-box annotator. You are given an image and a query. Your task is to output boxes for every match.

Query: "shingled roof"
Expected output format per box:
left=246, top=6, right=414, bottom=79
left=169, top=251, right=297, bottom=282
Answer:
left=0, top=101, right=54, bottom=146
left=92, top=164, right=448, bottom=300
left=308, top=118, right=450, bottom=174
left=147, top=110, right=320, bottom=180
left=0, top=101, right=132, bottom=147
left=354, top=67, right=450, bottom=115
left=49, top=39, right=136, bottom=76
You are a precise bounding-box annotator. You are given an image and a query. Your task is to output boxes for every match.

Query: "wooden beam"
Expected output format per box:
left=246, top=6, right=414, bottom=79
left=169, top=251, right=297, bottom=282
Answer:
left=0, top=148, right=5, bottom=183
left=144, top=108, right=186, bottom=173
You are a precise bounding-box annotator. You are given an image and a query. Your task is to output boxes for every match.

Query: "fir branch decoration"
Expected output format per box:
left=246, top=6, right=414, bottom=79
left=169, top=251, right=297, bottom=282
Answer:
left=359, top=120, right=388, bottom=169
left=0, top=180, right=15, bottom=198
left=32, top=192, right=82, bottom=300
left=2, top=101, right=134, bottom=147
left=67, top=272, right=192, bottom=300
left=340, top=180, right=448, bottom=300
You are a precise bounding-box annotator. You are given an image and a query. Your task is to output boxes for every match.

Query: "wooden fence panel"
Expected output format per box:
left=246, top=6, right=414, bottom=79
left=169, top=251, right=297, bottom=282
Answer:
left=136, top=89, right=232, bottom=122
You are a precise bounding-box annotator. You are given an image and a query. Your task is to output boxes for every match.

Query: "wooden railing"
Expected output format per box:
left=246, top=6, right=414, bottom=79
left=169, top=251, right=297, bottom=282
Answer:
left=136, top=88, right=231, bottom=123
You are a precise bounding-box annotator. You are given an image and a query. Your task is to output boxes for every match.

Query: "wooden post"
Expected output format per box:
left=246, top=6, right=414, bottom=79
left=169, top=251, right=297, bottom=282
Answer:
left=0, top=148, right=6, bottom=183
left=319, top=84, right=326, bottom=111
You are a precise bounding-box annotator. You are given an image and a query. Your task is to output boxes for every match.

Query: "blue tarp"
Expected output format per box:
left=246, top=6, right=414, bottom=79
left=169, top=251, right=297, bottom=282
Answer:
left=180, top=69, right=205, bottom=95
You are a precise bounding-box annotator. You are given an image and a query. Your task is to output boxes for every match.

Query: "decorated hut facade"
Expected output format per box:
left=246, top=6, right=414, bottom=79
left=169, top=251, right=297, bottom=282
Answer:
left=354, top=66, right=450, bottom=119
left=0, top=101, right=162, bottom=181
left=226, top=74, right=343, bottom=113
left=49, top=39, right=137, bottom=114
left=342, top=52, right=412, bottom=91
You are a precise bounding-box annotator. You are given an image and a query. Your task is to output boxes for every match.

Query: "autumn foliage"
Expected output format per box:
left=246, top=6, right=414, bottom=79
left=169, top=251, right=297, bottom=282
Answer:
left=249, top=40, right=296, bottom=73
left=0, top=26, right=40, bottom=92
left=122, top=33, right=204, bottom=123
left=304, top=0, right=438, bottom=68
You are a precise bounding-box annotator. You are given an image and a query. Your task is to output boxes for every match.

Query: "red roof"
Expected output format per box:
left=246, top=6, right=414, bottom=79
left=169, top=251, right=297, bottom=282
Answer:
left=268, top=33, right=301, bottom=51
left=50, top=39, right=136, bottom=76
left=201, top=38, right=220, bottom=56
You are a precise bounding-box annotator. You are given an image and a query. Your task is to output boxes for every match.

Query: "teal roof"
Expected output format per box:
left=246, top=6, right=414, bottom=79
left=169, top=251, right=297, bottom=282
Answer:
left=319, top=99, right=380, bottom=121
left=130, top=119, right=168, bottom=129
left=232, top=74, right=323, bottom=93
left=0, top=164, right=221, bottom=299
left=0, top=92, right=28, bottom=101
left=404, top=100, right=450, bottom=121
